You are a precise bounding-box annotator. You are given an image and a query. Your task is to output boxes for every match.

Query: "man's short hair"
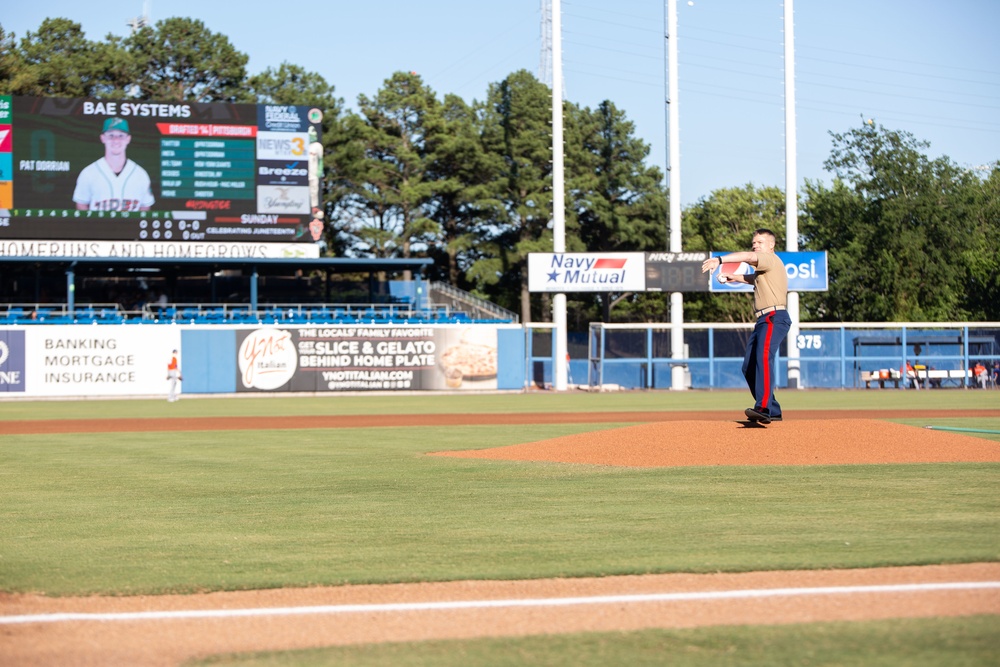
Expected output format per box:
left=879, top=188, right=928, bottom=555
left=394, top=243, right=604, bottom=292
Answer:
left=102, top=117, right=130, bottom=134
left=754, top=228, right=776, bottom=240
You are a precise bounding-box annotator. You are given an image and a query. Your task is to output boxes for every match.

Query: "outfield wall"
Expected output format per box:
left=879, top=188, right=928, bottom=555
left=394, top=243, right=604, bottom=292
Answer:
left=0, top=324, right=525, bottom=397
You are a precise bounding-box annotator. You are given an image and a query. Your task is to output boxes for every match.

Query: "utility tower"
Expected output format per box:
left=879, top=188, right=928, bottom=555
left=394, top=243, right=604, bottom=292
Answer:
left=539, top=0, right=553, bottom=86
left=127, top=1, right=151, bottom=33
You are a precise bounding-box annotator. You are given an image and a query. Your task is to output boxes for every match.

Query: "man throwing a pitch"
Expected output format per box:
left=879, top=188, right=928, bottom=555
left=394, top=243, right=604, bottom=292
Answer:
left=701, top=228, right=790, bottom=424
left=73, top=117, right=154, bottom=212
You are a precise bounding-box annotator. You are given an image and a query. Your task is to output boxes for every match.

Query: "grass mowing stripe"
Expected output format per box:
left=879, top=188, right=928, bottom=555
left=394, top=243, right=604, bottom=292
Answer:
left=1, top=424, right=998, bottom=595
left=192, top=615, right=1000, bottom=667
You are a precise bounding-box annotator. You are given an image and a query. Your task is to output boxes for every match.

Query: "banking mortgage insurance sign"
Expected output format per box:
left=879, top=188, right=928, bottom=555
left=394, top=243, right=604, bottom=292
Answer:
left=528, top=253, right=646, bottom=292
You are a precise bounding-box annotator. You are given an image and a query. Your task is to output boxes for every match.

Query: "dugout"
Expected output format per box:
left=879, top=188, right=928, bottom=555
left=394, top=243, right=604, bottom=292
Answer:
left=853, top=334, right=998, bottom=359
left=852, top=333, right=999, bottom=386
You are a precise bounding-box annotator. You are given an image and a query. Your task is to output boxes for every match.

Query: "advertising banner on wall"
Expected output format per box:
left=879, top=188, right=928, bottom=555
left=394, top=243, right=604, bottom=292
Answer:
left=709, top=251, right=829, bottom=292
left=530, top=251, right=829, bottom=293
left=0, top=240, right=318, bottom=259
left=0, top=328, right=26, bottom=393
left=235, top=325, right=501, bottom=392
left=9, top=325, right=181, bottom=396
left=0, top=96, right=325, bottom=257
left=528, top=253, right=646, bottom=293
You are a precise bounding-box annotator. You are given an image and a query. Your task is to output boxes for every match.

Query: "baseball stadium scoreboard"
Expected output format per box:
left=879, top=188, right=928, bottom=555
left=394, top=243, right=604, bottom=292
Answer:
left=0, top=96, right=324, bottom=258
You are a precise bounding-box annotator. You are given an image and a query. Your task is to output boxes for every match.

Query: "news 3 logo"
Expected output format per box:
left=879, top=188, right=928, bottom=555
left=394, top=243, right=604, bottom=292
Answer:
left=0, top=330, right=26, bottom=392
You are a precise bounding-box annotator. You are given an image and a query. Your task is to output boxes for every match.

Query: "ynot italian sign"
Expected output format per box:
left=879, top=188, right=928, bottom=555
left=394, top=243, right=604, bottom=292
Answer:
left=528, top=253, right=646, bottom=292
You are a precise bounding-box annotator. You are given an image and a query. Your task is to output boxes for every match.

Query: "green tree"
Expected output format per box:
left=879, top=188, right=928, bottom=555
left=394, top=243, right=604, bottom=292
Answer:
left=423, top=93, right=498, bottom=287
left=569, top=100, right=667, bottom=322
left=470, top=70, right=553, bottom=322
left=0, top=26, right=24, bottom=95
left=960, top=164, right=1000, bottom=320
left=801, top=121, right=982, bottom=321
left=247, top=62, right=341, bottom=109
left=123, top=18, right=250, bottom=102
left=329, top=72, right=441, bottom=274
left=681, top=184, right=786, bottom=323
left=3, top=18, right=110, bottom=98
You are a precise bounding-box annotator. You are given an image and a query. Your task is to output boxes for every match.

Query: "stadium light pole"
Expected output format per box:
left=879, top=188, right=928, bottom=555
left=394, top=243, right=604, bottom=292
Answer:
left=784, top=0, right=801, bottom=389
left=666, top=0, right=685, bottom=391
left=552, top=0, right=568, bottom=391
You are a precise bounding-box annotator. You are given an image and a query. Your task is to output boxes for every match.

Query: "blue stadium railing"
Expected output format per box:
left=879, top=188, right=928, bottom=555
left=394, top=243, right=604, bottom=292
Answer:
left=0, top=303, right=508, bottom=326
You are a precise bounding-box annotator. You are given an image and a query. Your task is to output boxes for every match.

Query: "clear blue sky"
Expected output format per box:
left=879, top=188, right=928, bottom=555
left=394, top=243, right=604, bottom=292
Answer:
left=5, top=0, right=999, bottom=206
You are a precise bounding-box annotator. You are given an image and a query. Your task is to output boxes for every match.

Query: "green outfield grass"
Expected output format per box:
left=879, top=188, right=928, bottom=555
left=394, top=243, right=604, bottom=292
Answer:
left=2, top=392, right=997, bottom=667
left=1, top=415, right=998, bottom=596
left=194, top=616, right=1000, bottom=667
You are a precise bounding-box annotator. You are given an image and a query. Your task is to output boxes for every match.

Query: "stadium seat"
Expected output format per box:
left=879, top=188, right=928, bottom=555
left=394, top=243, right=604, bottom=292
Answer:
left=2, top=307, right=25, bottom=324
left=307, top=307, right=331, bottom=322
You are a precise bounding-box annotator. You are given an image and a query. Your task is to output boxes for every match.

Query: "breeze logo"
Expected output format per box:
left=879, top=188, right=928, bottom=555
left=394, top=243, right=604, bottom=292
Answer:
left=0, top=330, right=26, bottom=392
left=256, top=160, right=308, bottom=186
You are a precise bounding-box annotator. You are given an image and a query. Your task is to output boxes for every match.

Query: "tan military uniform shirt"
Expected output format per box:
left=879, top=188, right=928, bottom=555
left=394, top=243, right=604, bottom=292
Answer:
left=752, top=252, right=788, bottom=313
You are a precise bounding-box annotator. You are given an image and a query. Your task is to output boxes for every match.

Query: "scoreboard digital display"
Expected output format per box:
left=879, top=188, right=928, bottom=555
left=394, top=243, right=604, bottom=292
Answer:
left=644, top=252, right=711, bottom=292
left=0, top=96, right=324, bottom=256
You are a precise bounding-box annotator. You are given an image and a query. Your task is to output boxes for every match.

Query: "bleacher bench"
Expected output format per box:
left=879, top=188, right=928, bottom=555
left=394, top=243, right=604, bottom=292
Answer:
left=861, top=368, right=972, bottom=389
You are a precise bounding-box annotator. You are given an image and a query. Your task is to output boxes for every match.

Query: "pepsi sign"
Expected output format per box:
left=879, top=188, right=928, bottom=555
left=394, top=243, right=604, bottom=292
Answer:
left=710, top=251, right=828, bottom=292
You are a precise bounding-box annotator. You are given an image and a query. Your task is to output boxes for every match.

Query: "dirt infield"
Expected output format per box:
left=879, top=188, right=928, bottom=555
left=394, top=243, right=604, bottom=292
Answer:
left=432, top=418, right=1000, bottom=467
left=2, top=409, right=999, bottom=666
left=2, top=408, right=997, bottom=435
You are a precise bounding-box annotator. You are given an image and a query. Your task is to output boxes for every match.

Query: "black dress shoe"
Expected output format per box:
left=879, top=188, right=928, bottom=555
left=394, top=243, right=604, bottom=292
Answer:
left=745, top=407, right=771, bottom=424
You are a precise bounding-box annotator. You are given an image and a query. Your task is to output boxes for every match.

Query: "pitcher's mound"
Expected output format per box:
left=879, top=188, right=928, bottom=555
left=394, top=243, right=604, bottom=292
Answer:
left=431, top=420, right=1000, bottom=467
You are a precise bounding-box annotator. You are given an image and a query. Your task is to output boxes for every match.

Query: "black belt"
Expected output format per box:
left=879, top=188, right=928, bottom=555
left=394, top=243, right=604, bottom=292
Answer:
left=755, top=305, right=787, bottom=318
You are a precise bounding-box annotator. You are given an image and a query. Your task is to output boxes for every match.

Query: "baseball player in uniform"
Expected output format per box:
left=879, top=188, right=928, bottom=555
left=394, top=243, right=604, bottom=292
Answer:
left=166, top=349, right=182, bottom=402
left=702, top=228, right=791, bottom=424
left=73, top=117, right=155, bottom=212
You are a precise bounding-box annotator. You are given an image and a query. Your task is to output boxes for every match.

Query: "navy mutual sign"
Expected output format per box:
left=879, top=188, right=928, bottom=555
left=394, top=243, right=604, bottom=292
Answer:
left=527, top=253, right=647, bottom=292
left=529, top=251, right=828, bottom=293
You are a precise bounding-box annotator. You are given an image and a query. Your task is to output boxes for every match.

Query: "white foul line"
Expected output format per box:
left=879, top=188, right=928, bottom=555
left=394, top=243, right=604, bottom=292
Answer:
left=2, top=581, right=998, bottom=625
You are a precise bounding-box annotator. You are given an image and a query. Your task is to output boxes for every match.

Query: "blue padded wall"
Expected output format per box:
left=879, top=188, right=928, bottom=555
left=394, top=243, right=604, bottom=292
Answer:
left=181, top=329, right=237, bottom=393
left=496, top=328, right=526, bottom=390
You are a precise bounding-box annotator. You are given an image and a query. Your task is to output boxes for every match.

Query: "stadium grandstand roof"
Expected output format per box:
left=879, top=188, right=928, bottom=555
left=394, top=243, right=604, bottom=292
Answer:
left=0, top=255, right=433, bottom=275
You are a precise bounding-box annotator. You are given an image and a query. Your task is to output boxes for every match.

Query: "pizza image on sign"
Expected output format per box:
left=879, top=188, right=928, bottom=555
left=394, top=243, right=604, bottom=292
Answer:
left=438, top=328, right=497, bottom=388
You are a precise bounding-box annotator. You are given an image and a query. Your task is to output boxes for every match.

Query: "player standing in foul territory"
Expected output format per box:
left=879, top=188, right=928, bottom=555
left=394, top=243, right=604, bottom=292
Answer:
left=73, top=117, right=155, bottom=212
left=701, top=228, right=790, bottom=424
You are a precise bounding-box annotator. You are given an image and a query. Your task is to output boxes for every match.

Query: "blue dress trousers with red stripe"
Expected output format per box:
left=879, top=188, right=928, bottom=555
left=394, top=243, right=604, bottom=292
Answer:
left=742, top=309, right=791, bottom=418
